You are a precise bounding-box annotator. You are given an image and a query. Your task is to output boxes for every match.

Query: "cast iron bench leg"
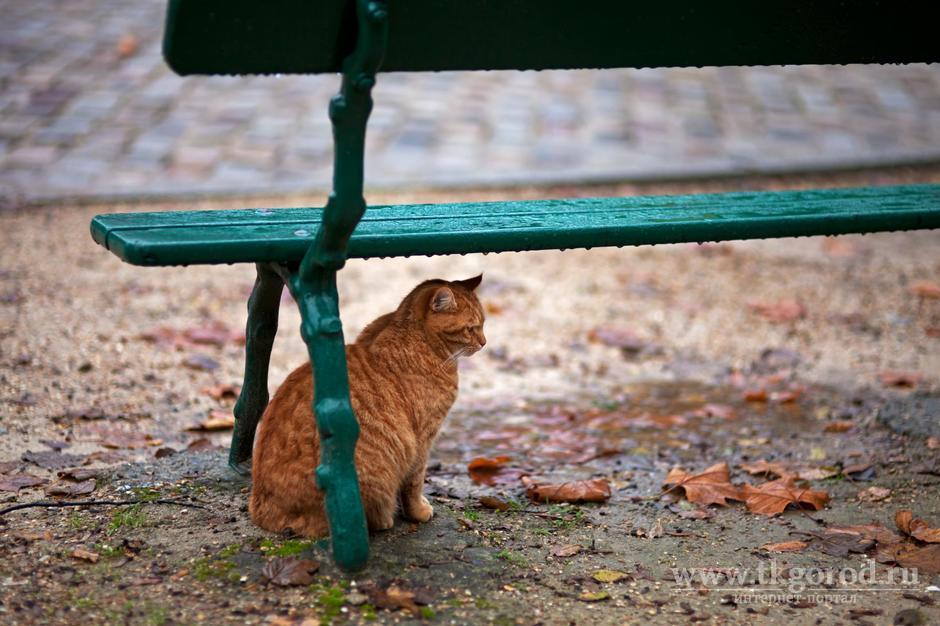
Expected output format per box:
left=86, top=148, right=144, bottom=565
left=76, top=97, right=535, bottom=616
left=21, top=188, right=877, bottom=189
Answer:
left=287, top=266, right=369, bottom=571
left=229, top=263, right=284, bottom=474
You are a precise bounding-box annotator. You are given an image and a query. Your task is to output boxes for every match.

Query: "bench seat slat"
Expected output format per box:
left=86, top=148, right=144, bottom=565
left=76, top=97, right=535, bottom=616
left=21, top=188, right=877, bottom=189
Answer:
left=91, top=185, right=940, bottom=267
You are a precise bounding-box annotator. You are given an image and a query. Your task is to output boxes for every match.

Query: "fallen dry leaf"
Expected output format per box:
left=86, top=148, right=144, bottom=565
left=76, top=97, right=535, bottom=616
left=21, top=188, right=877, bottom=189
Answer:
left=828, top=522, right=904, bottom=547
left=761, top=541, right=809, bottom=553
left=187, top=410, right=236, bottom=432
left=0, top=473, right=46, bottom=492
left=741, top=477, right=829, bottom=517
left=467, top=456, right=513, bottom=485
left=857, top=486, right=891, bottom=503
left=98, top=428, right=163, bottom=449
left=592, top=569, right=629, bottom=583
left=676, top=507, right=715, bottom=520
left=551, top=544, right=582, bottom=558
left=202, top=383, right=241, bottom=402
left=748, top=299, right=806, bottom=323
left=186, top=438, right=216, bottom=452
left=877, top=543, right=940, bottom=575
left=363, top=584, right=426, bottom=615
left=743, top=388, right=768, bottom=402
left=896, top=510, right=940, bottom=543
left=824, top=420, right=855, bottom=433
left=57, top=468, right=100, bottom=482
left=523, top=476, right=612, bottom=504
left=71, top=548, right=100, bottom=563
left=878, top=370, right=922, bottom=388
left=739, top=460, right=793, bottom=479
left=261, top=557, right=319, bottom=586
left=662, top=462, right=741, bottom=507
left=909, top=280, right=940, bottom=299
left=45, top=479, right=96, bottom=497
left=896, top=510, right=914, bottom=534
left=799, top=529, right=875, bottom=557
left=21, top=450, right=84, bottom=470
left=478, top=495, right=512, bottom=511
left=578, top=590, right=610, bottom=602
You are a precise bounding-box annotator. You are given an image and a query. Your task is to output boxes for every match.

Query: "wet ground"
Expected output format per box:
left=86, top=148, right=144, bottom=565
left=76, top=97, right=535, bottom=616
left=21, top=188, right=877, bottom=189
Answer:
left=1, top=172, right=939, bottom=624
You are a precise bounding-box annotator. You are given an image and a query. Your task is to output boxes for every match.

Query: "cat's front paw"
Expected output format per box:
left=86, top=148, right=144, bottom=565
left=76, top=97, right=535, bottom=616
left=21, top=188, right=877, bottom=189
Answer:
left=405, top=496, right=434, bottom=523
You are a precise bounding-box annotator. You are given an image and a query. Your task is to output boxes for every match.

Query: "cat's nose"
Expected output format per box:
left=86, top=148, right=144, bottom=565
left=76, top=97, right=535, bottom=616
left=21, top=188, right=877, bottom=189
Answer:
left=478, top=334, right=486, bottom=348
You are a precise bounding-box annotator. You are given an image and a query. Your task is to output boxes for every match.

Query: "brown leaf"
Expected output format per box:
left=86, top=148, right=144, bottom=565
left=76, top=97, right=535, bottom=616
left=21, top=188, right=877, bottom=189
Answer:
left=896, top=510, right=914, bottom=535
left=186, top=438, right=216, bottom=452
left=551, top=544, right=582, bottom=557
left=261, top=557, right=319, bottom=586
left=761, top=541, right=808, bottom=553
left=201, top=383, right=241, bottom=401
left=880, top=544, right=940, bottom=575
left=676, top=507, right=715, bottom=520
left=98, top=428, right=163, bottom=449
left=57, top=468, right=100, bottom=482
left=896, top=510, right=940, bottom=543
left=827, top=522, right=904, bottom=546
left=0, top=473, right=46, bottom=492
left=743, top=388, right=768, bottom=402
left=71, top=548, right=100, bottom=563
left=739, top=460, right=793, bottom=479
left=364, top=584, right=422, bottom=615
left=523, top=476, right=612, bottom=504
left=45, top=479, right=96, bottom=497
left=748, top=299, right=805, bottom=323
left=800, top=529, right=874, bottom=557
left=186, top=410, right=235, bottom=432
left=467, top=456, right=513, bottom=485
left=741, top=477, right=828, bottom=517
left=824, top=420, right=855, bottom=433
left=909, top=280, right=940, bottom=299
left=878, top=370, right=922, bottom=388
left=479, top=495, right=512, bottom=511
left=21, top=450, right=84, bottom=470
left=662, top=462, right=741, bottom=507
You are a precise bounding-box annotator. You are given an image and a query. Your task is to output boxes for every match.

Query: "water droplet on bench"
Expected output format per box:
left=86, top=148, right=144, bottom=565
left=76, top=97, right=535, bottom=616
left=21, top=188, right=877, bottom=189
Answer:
left=294, top=229, right=310, bottom=237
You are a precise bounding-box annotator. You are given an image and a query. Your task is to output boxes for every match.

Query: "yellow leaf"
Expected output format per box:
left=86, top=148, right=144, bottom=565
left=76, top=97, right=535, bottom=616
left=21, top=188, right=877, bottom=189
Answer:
left=592, top=569, right=628, bottom=583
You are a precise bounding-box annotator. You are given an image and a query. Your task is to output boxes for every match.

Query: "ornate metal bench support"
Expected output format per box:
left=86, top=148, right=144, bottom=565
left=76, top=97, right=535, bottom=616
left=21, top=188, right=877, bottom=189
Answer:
left=230, top=263, right=284, bottom=473
left=291, top=0, right=388, bottom=571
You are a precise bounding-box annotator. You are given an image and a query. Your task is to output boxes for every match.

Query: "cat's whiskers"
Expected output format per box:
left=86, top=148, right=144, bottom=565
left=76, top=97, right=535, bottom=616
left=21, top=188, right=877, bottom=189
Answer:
left=441, top=346, right=468, bottom=369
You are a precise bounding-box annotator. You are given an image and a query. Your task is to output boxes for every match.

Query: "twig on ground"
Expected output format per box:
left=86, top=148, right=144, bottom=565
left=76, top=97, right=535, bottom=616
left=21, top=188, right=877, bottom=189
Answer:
left=0, top=498, right=207, bottom=516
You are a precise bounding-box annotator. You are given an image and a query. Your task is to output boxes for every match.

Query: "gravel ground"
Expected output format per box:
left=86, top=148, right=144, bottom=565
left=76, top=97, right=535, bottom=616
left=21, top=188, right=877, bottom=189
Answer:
left=0, top=169, right=939, bottom=625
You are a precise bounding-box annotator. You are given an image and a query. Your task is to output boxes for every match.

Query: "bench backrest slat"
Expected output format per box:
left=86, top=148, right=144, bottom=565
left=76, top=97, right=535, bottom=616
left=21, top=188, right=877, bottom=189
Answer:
left=164, top=0, right=940, bottom=76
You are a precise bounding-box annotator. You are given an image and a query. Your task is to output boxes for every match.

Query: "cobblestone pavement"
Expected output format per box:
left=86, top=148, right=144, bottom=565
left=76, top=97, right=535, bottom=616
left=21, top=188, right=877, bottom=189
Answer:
left=2, top=0, right=940, bottom=202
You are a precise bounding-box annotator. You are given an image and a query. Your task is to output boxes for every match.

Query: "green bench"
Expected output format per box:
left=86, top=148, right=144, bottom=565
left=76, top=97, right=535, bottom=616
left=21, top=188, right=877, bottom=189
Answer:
left=92, top=0, right=940, bottom=571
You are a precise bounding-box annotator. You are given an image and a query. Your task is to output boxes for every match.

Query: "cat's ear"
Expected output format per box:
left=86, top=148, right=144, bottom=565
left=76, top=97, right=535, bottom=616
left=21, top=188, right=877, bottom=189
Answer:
left=430, top=286, right=458, bottom=313
left=455, top=273, right=483, bottom=292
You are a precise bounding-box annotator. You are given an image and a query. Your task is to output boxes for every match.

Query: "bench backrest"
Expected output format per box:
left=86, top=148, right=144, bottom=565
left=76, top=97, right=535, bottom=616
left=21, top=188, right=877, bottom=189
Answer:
left=164, top=0, right=940, bottom=76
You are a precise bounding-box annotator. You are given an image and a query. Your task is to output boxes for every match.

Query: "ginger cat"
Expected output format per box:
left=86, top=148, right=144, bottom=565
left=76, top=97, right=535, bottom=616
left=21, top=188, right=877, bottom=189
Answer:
left=250, top=275, right=486, bottom=537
